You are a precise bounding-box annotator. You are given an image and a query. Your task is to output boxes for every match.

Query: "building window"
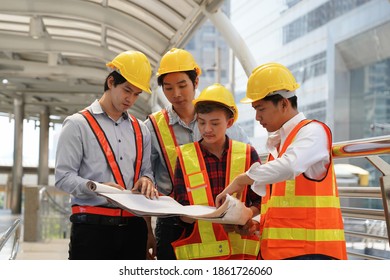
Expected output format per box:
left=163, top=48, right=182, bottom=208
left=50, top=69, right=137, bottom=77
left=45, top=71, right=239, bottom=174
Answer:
left=283, top=0, right=372, bottom=44
left=288, top=51, right=327, bottom=83
left=350, top=58, right=390, bottom=139
left=300, top=101, right=327, bottom=123
left=285, top=0, right=303, bottom=9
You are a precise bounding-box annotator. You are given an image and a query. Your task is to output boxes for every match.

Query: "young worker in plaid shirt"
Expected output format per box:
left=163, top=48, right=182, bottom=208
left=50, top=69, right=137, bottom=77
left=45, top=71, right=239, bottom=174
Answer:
left=172, top=84, right=261, bottom=260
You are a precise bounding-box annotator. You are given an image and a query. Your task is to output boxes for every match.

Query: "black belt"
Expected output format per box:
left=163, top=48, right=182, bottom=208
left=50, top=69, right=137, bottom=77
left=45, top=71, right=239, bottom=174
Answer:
left=70, top=213, right=137, bottom=226
left=156, top=216, right=181, bottom=226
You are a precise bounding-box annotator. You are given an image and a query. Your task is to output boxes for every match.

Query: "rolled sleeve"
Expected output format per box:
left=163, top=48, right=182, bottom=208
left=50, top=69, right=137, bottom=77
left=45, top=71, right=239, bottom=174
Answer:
left=246, top=162, right=267, bottom=197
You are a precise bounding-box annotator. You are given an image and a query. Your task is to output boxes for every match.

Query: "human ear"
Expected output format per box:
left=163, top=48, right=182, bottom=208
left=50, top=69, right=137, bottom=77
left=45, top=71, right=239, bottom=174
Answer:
left=107, top=76, right=115, bottom=89
left=194, top=76, right=199, bottom=89
left=281, top=99, right=288, bottom=109
left=226, top=118, right=234, bottom=128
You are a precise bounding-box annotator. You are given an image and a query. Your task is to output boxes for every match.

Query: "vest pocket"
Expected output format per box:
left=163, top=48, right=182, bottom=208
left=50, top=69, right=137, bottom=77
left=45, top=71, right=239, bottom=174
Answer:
left=265, top=209, right=307, bottom=248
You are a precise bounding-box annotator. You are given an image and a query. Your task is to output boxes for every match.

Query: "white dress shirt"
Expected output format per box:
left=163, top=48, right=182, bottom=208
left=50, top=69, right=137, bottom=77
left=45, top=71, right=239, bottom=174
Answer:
left=247, top=112, right=331, bottom=196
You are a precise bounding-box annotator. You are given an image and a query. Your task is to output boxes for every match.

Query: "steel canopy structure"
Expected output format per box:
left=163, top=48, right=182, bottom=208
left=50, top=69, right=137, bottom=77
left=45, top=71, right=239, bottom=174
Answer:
left=0, top=0, right=227, bottom=122
left=0, top=0, right=258, bottom=213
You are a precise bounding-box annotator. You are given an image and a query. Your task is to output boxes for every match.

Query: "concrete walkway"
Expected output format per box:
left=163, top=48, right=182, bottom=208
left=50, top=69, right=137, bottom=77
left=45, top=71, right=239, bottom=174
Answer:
left=1, top=209, right=69, bottom=260
left=16, top=238, right=69, bottom=260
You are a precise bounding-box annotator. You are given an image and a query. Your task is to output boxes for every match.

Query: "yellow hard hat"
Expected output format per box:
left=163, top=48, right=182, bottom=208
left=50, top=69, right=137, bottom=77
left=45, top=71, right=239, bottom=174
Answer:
left=106, top=50, right=152, bottom=94
left=157, top=48, right=202, bottom=77
left=193, top=83, right=238, bottom=123
left=241, top=62, right=300, bottom=103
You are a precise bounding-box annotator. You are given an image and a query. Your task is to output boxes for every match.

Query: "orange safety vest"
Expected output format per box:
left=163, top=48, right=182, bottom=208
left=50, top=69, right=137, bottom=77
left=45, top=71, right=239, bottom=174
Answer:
left=259, top=119, right=347, bottom=260
left=172, top=140, right=260, bottom=260
left=148, top=109, right=178, bottom=191
left=73, top=109, right=144, bottom=216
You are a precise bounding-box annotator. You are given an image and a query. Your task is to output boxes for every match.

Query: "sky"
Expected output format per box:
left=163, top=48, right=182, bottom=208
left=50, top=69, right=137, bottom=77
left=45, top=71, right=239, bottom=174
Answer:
left=0, top=116, right=60, bottom=167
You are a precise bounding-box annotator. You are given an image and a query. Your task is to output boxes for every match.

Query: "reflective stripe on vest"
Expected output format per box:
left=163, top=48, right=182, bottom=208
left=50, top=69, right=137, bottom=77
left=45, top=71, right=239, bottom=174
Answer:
left=226, top=140, right=260, bottom=259
left=80, top=109, right=143, bottom=187
left=148, top=109, right=178, bottom=188
left=260, top=119, right=347, bottom=260
left=129, top=114, right=143, bottom=184
left=228, top=231, right=260, bottom=260
left=173, top=140, right=259, bottom=259
left=71, top=205, right=135, bottom=217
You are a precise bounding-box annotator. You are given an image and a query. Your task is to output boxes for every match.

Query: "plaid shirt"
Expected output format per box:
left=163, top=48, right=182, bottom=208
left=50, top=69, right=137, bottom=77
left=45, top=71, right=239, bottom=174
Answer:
left=173, top=137, right=261, bottom=208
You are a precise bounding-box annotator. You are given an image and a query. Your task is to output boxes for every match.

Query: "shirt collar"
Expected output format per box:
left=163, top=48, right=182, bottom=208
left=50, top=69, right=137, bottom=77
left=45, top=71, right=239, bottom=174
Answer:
left=199, top=136, right=230, bottom=157
left=90, top=99, right=103, bottom=114
left=266, top=112, right=306, bottom=155
left=166, top=104, right=196, bottom=126
left=279, top=112, right=306, bottom=142
left=90, top=99, right=129, bottom=120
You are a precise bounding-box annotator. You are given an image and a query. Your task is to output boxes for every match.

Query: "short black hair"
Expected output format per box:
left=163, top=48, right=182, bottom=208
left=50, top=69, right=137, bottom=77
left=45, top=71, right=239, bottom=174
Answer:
left=195, top=101, right=234, bottom=120
left=263, top=93, right=298, bottom=109
left=104, top=71, right=127, bottom=91
left=157, top=69, right=198, bottom=89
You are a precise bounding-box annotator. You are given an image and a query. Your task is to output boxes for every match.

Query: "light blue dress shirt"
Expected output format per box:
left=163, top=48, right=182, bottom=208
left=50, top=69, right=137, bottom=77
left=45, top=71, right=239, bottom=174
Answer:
left=55, top=100, right=154, bottom=206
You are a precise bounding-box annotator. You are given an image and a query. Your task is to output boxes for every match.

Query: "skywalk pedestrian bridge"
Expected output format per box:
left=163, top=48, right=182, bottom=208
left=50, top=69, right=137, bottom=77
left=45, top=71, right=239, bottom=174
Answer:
left=1, top=135, right=390, bottom=260
left=1, top=0, right=390, bottom=261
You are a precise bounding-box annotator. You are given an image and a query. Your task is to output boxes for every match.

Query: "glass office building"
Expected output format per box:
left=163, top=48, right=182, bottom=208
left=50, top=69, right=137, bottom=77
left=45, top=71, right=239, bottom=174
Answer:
left=230, top=0, right=390, bottom=153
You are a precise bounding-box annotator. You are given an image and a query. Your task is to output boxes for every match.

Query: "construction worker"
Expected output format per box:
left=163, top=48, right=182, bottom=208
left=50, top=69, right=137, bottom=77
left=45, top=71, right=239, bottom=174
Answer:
left=216, top=62, right=347, bottom=260
left=55, top=50, right=158, bottom=260
left=144, top=48, right=251, bottom=260
left=172, top=83, right=261, bottom=260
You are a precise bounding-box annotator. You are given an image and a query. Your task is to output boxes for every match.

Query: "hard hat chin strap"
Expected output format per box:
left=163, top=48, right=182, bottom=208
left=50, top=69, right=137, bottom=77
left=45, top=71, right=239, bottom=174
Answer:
left=114, top=68, right=122, bottom=76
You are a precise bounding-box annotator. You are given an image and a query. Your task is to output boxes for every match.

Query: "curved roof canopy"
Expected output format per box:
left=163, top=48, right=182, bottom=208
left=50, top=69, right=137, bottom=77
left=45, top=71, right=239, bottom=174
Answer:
left=0, top=0, right=224, bottom=122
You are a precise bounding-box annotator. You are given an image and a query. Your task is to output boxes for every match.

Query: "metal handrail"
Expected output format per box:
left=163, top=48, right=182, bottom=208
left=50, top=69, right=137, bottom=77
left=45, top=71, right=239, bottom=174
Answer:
left=347, top=251, right=384, bottom=260
left=344, top=230, right=388, bottom=241
left=338, top=187, right=382, bottom=198
left=341, top=207, right=386, bottom=221
left=40, top=186, right=71, bottom=215
left=0, top=219, right=21, bottom=260
left=38, top=186, right=71, bottom=240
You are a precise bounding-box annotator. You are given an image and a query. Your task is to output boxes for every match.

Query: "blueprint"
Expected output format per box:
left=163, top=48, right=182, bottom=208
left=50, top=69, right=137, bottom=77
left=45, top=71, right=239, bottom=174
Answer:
left=87, top=181, right=253, bottom=225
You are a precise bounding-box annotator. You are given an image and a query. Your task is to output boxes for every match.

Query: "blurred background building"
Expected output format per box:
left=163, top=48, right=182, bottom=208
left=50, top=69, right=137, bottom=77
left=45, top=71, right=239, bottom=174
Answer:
left=230, top=0, right=390, bottom=154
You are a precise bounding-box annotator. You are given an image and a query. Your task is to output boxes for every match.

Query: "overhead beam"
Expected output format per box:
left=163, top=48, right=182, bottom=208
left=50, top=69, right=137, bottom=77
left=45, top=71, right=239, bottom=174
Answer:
left=0, top=34, right=116, bottom=63
left=0, top=0, right=165, bottom=60
left=0, top=58, right=108, bottom=80
left=0, top=78, right=101, bottom=93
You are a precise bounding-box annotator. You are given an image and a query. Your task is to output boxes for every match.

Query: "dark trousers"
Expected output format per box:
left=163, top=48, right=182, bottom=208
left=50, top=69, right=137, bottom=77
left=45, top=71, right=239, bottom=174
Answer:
left=285, top=254, right=336, bottom=260
left=69, top=216, right=147, bottom=260
left=155, top=217, right=188, bottom=260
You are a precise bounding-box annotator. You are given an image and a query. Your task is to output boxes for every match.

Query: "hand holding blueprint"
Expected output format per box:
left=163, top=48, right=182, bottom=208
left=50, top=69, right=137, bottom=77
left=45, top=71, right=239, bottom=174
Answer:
left=87, top=181, right=253, bottom=225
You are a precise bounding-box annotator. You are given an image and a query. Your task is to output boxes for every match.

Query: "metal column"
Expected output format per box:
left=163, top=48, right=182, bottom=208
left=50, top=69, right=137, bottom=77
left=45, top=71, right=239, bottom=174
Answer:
left=38, top=106, right=49, bottom=186
left=202, top=7, right=256, bottom=77
left=11, top=94, right=24, bottom=214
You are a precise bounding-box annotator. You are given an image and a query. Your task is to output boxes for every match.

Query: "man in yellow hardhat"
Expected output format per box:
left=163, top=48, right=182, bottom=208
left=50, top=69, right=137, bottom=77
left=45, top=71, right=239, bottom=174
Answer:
left=171, top=83, right=261, bottom=260
left=144, top=48, right=251, bottom=259
left=55, top=50, right=158, bottom=260
left=216, top=62, right=347, bottom=260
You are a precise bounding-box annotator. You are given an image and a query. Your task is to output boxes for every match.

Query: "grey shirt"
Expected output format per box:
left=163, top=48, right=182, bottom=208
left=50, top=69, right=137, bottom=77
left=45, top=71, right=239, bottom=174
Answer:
left=55, top=100, right=154, bottom=206
left=144, top=104, right=251, bottom=195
